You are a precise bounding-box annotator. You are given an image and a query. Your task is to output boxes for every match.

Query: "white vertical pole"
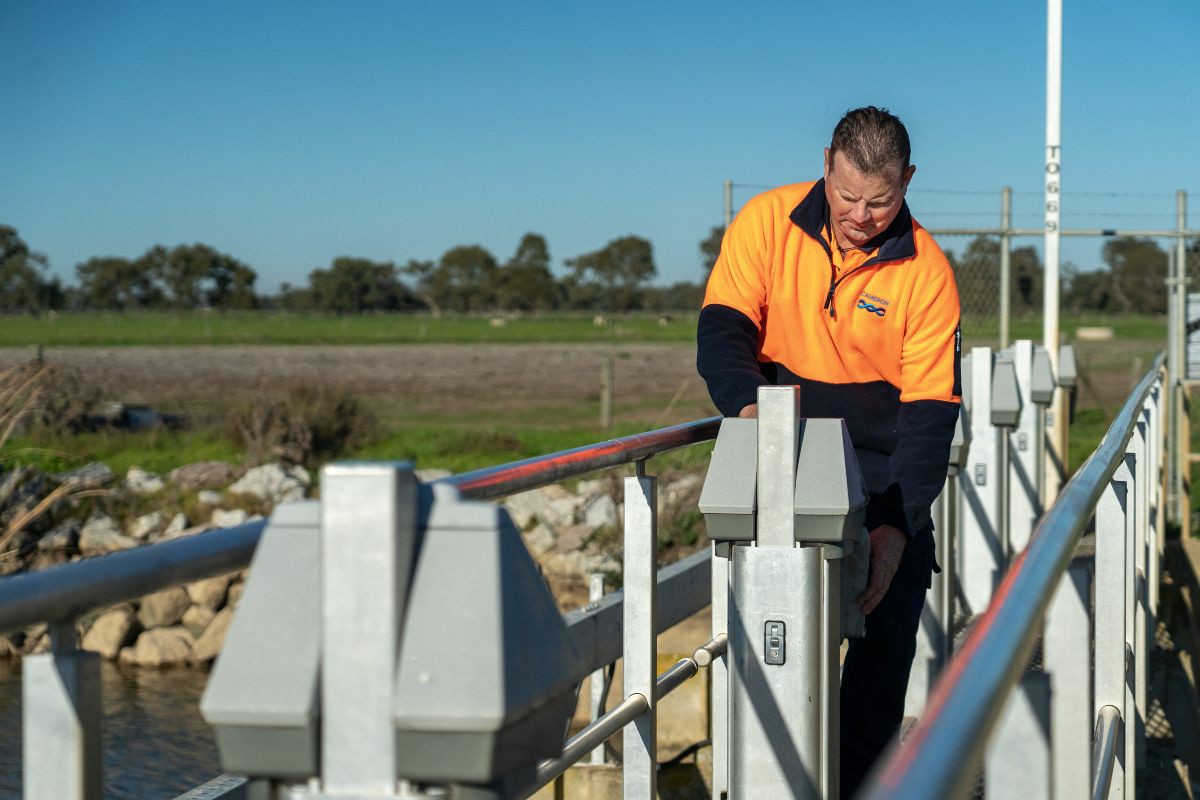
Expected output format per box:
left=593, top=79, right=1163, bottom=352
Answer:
left=1043, top=0, right=1066, bottom=506
left=1121, top=450, right=1139, bottom=800
left=711, top=544, right=729, bottom=799
left=984, top=671, right=1053, bottom=800
left=1000, top=186, right=1013, bottom=349
left=589, top=573, right=608, bottom=765
left=1096, top=464, right=1130, bottom=799
left=23, top=622, right=102, bottom=800
left=320, top=463, right=417, bottom=794
left=1045, top=560, right=1091, bottom=800
left=623, top=467, right=658, bottom=800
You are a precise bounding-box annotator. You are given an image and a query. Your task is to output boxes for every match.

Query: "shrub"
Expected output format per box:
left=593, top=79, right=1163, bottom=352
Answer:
left=233, top=384, right=380, bottom=468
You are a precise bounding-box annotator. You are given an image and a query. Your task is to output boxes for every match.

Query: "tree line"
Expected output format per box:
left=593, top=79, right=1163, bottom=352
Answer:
left=1, top=222, right=1194, bottom=315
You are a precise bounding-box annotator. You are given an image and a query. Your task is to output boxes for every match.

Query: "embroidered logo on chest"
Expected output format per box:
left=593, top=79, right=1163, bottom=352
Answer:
left=856, top=291, right=890, bottom=318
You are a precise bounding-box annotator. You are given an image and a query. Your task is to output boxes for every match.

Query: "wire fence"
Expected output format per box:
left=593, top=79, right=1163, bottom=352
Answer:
left=725, top=182, right=1195, bottom=349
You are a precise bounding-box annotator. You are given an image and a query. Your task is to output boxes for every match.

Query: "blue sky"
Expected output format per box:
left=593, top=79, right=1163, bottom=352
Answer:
left=3, top=1, right=1197, bottom=293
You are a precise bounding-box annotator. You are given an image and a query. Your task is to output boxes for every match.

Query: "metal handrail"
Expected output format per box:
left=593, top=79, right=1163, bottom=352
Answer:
left=440, top=416, right=722, bottom=500
left=0, top=520, right=266, bottom=633
left=1091, top=705, right=1122, bottom=800
left=863, top=355, right=1164, bottom=800
left=0, top=416, right=722, bottom=633
left=528, top=634, right=729, bottom=793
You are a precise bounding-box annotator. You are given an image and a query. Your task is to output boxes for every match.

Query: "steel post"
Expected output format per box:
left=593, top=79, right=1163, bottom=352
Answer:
left=1000, top=187, right=1012, bottom=349
left=22, top=621, right=102, bottom=800
left=728, top=544, right=822, bottom=799
left=320, top=463, right=417, bottom=794
left=960, top=348, right=1003, bottom=614
left=588, top=573, right=607, bottom=765
left=1096, top=461, right=1131, bottom=800
left=821, top=546, right=842, bottom=800
left=1010, top=341, right=1042, bottom=553
left=711, top=543, right=729, bottom=799
left=623, top=469, right=658, bottom=800
left=1130, top=423, right=1149, bottom=777
left=984, top=671, right=1052, bottom=800
left=1045, top=559, right=1091, bottom=800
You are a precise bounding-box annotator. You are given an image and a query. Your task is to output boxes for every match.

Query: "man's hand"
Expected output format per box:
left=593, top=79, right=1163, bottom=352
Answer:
left=857, top=524, right=907, bottom=615
left=738, top=404, right=758, bottom=418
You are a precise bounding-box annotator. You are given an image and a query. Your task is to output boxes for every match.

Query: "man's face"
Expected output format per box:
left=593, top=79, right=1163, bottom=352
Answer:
left=823, top=149, right=915, bottom=247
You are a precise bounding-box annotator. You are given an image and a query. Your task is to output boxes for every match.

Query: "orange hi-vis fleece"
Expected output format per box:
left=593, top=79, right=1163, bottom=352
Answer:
left=697, top=179, right=961, bottom=540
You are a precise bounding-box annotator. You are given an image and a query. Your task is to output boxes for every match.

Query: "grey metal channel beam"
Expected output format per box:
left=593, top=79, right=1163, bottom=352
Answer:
left=563, top=548, right=711, bottom=684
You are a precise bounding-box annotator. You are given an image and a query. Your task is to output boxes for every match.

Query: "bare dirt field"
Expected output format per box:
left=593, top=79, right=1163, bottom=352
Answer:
left=0, top=343, right=716, bottom=427
left=0, top=338, right=1148, bottom=428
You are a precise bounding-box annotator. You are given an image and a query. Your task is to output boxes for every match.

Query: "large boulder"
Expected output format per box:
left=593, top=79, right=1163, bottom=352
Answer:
left=210, top=508, right=249, bottom=528
left=521, top=523, right=556, bottom=558
left=504, top=485, right=581, bottom=531
left=185, top=574, right=232, bottom=609
left=79, top=515, right=137, bottom=555
left=181, top=605, right=216, bottom=639
left=53, top=462, right=114, bottom=490
left=128, top=511, right=164, bottom=541
left=582, top=494, right=619, bottom=529
left=82, top=607, right=138, bottom=659
left=37, top=520, right=80, bottom=553
left=120, top=627, right=195, bottom=667
left=169, top=461, right=240, bottom=491
left=189, top=607, right=234, bottom=664
left=125, top=466, right=165, bottom=495
left=228, top=463, right=310, bottom=505
left=137, top=587, right=192, bottom=629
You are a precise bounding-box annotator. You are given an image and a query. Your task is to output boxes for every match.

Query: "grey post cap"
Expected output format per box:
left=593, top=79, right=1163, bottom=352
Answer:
left=991, top=356, right=1022, bottom=428
left=1031, top=345, right=1056, bottom=405
left=200, top=501, right=321, bottom=780
left=392, top=483, right=579, bottom=789
left=699, top=417, right=757, bottom=542
left=1058, top=343, right=1078, bottom=389
left=793, top=418, right=868, bottom=542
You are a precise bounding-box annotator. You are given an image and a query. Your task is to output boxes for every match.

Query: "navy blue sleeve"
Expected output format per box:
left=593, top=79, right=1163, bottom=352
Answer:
left=879, top=399, right=959, bottom=537
left=697, top=304, right=768, bottom=418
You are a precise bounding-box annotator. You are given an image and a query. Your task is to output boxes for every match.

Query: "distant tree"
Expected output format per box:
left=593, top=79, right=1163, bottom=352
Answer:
left=495, top=233, right=559, bottom=311
left=307, top=257, right=417, bottom=313
left=947, top=236, right=1000, bottom=317
left=75, top=256, right=163, bottom=310
left=641, top=281, right=705, bottom=312
left=565, top=235, right=656, bottom=312
left=1103, top=237, right=1167, bottom=314
left=0, top=225, right=62, bottom=312
left=145, top=244, right=257, bottom=310
left=1063, top=263, right=1112, bottom=313
left=420, top=245, right=499, bottom=312
left=699, top=225, right=724, bottom=274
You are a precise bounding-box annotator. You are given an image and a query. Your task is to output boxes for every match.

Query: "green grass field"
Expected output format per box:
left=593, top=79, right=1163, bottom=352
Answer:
left=0, top=312, right=698, bottom=347
left=0, top=311, right=1168, bottom=348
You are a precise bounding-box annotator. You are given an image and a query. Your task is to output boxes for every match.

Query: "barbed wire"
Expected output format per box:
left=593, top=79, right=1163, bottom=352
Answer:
left=732, top=183, right=1192, bottom=199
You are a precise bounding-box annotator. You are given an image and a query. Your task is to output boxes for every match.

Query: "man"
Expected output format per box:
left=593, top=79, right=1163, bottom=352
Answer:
left=697, top=106, right=961, bottom=796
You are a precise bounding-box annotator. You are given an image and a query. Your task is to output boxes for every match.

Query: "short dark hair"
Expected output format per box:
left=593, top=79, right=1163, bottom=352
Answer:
left=829, top=106, right=911, bottom=179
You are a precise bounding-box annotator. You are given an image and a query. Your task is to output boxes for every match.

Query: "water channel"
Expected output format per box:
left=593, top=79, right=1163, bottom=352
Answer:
left=0, top=660, right=220, bottom=799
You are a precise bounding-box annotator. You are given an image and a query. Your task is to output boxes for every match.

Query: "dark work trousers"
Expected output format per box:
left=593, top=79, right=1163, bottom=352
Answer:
left=840, top=531, right=935, bottom=799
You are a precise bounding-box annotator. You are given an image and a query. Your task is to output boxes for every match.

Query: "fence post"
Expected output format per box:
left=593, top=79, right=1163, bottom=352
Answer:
left=960, top=348, right=1004, bottom=614
left=1000, top=186, right=1012, bottom=349
left=588, top=573, right=608, bottom=765
left=23, top=620, right=102, bottom=800
left=1129, top=422, right=1149, bottom=779
left=984, top=671, right=1052, bottom=800
left=1045, top=558, right=1091, bottom=800
left=623, top=463, right=657, bottom=800
left=320, top=463, right=417, bottom=794
left=1096, top=459, right=1132, bottom=799
left=600, top=358, right=614, bottom=432
left=711, top=543, right=729, bottom=799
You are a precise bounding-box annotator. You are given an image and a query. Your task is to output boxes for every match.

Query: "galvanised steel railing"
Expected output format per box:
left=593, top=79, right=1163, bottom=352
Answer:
left=864, top=356, right=1165, bottom=800
left=0, top=416, right=725, bottom=799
